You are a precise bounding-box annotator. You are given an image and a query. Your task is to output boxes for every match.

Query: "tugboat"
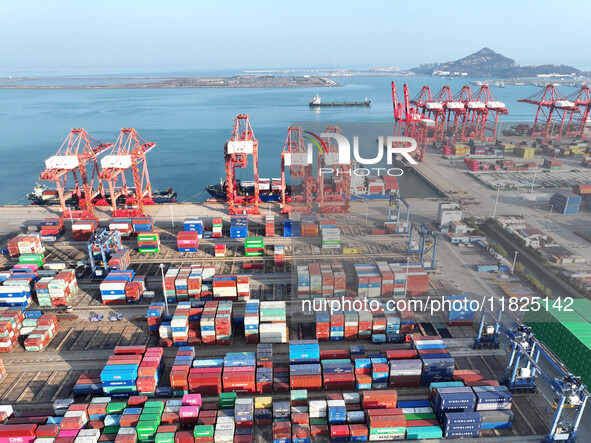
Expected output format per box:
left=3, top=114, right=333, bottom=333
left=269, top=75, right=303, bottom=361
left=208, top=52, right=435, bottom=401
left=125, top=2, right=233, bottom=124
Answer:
left=309, top=94, right=371, bottom=107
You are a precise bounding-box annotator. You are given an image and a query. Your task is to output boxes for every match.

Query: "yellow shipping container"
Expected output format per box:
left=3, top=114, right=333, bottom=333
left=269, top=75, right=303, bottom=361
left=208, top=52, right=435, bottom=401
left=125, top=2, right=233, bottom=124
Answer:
left=503, top=144, right=515, bottom=151
left=515, top=147, right=535, bottom=159
left=255, top=396, right=273, bottom=409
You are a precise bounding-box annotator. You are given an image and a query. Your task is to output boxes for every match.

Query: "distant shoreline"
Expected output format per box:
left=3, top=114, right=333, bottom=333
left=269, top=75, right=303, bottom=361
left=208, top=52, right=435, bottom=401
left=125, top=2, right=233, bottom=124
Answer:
left=0, top=75, right=341, bottom=89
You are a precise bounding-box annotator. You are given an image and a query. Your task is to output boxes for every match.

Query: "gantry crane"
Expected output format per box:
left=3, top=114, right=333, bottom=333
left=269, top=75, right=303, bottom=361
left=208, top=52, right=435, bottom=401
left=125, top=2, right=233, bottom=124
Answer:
left=518, top=84, right=579, bottom=139
left=316, top=126, right=350, bottom=213
left=99, top=128, right=156, bottom=217
left=453, top=85, right=485, bottom=140
left=280, top=126, right=315, bottom=214
left=565, top=85, right=591, bottom=138
left=435, top=86, right=466, bottom=137
left=225, top=115, right=260, bottom=215
left=475, top=306, right=589, bottom=442
left=392, top=81, right=433, bottom=162
left=473, top=85, right=509, bottom=141
left=407, top=223, right=437, bottom=270
left=39, top=129, right=113, bottom=220
left=410, top=86, right=446, bottom=142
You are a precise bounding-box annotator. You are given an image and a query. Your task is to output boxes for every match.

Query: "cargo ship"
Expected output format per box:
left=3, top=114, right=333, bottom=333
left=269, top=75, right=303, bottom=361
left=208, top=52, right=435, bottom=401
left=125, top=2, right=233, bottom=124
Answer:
left=309, top=94, right=371, bottom=108
left=27, top=184, right=177, bottom=206
left=206, top=170, right=398, bottom=202
left=206, top=178, right=287, bottom=202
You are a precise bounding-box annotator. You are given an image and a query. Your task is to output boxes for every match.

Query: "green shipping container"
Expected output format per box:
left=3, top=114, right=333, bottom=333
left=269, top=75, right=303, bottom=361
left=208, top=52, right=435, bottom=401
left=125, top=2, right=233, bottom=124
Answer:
left=194, top=425, right=215, bottom=437
left=155, top=432, right=175, bottom=443
left=406, top=426, right=443, bottom=439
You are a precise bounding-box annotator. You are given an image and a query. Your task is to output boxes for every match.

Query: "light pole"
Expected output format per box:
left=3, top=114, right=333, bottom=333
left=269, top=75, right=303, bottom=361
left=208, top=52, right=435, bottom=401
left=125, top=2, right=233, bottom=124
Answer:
left=159, top=263, right=169, bottom=317
left=548, top=204, right=554, bottom=219
left=511, top=251, right=518, bottom=274
left=170, top=206, right=175, bottom=228
left=68, top=206, right=74, bottom=226
left=493, top=185, right=501, bottom=219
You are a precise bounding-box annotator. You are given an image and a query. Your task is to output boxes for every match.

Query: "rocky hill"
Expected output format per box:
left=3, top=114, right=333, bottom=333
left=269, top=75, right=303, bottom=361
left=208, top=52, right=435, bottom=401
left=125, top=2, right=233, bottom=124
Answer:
left=412, top=48, right=580, bottom=78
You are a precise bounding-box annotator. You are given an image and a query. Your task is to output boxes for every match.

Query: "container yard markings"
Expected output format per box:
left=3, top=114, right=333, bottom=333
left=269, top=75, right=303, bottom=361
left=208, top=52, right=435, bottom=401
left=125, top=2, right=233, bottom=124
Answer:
left=1, top=372, right=31, bottom=403
left=510, top=396, right=539, bottom=436
left=50, top=370, right=78, bottom=402
left=14, top=371, right=44, bottom=403
left=33, top=370, right=61, bottom=403
left=54, top=326, right=77, bottom=351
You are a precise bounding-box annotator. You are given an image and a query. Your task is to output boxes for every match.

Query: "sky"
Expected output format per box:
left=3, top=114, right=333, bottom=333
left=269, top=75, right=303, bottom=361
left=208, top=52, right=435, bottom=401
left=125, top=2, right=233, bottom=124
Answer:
left=1, top=0, right=590, bottom=74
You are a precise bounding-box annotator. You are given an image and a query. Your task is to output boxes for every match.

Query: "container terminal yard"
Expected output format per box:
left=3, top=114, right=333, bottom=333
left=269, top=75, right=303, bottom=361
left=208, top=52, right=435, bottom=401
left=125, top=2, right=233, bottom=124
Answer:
left=2, top=82, right=591, bottom=442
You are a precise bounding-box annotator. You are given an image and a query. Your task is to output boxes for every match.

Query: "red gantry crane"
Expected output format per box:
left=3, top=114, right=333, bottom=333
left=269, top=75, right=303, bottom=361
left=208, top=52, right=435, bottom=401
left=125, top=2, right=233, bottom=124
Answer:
left=99, top=128, right=156, bottom=217
left=453, top=85, right=485, bottom=141
left=565, top=85, right=591, bottom=138
left=473, top=85, right=509, bottom=141
left=410, top=86, right=446, bottom=142
left=392, top=81, right=433, bottom=162
left=317, top=125, right=351, bottom=213
left=434, top=85, right=466, bottom=137
left=225, top=115, right=260, bottom=215
left=280, top=126, right=315, bottom=214
left=39, top=129, right=112, bottom=220
left=518, top=84, right=579, bottom=139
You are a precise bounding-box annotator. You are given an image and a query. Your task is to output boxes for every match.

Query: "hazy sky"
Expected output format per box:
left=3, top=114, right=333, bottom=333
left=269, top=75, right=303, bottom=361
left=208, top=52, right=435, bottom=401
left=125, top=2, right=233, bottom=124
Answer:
left=2, top=0, right=590, bottom=73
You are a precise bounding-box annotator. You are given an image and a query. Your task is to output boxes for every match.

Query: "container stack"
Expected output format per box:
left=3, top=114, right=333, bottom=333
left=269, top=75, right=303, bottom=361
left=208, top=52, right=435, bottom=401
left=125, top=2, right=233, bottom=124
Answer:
left=72, top=220, right=99, bottom=241
left=18, top=252, right=45, bottom=270
left=125, top=275, right=145, bottom=303
left=354, top=264, right=382, bottom=298
left=550, top=192, right=582, bottom=214
left=0, top=309, right=23, bottom=353
left=23, top=314, right=59, bottom=351
left=99, top=269, right=135, bottom=305
left=321, top=226, right=341, bottom=249
left=273, top=245, right=285, bottom=266
left=222, top=352, right=256, bottom=393
left=136, top=347, right=165, bottom=396
left=131, top=216, right=153, bottom=233
left=283, top=220, right=300, bottom=237
left=244, top=236, right=264, bottom=257
left=212, top=218, right=223, bottom=238
left=443, top=412, right=482, bottom=438
left=230, top=216, right=248, bottom=238
left=146, top=302, right=165, bottom=336
left=107, top=249, right=131, bottom=271
left=412, top=335, right=454, bottom=385
left=214, top=244, right=226, bottom=257
left=0, top=273, right=33, bottom=308
left=109, top=218, right=133, bottom=238
left=446, top=295, right=475, bottom=326
left=442, top=145, right=452, bottom=155
left=265, top=215, right=275, bottom=237
left=171, top=303, right=190, bottom=346
left=170, top=346, right=195, bottom=395
left=100, top=345, right=147, bottom=397
left=464, top=158, right=480, bottom=172
left=289, top=340, right=322, bottom=390
left=39, top=218, right=65, bottom=241
left=301, top=215, right=319, bottom=237
left=543, top=158, right=562, bottom=169
left=212, top=275, right=250, bottom=301
left=244, top=300, right=260, bottom=344
left=525, top=299, right=591, bottom=386
left=183, top=218, right=204, bottom=236
left=137, top=231, right=160, bottom=253
left=177, top=231, right=199, bottom=252
left=189, top=359, right=224, bottom=396
left=573, top=183, right=591, bottom=197
left=6, top=233, right=44, bottom=258
left=259, top=301, right=287, bottom=343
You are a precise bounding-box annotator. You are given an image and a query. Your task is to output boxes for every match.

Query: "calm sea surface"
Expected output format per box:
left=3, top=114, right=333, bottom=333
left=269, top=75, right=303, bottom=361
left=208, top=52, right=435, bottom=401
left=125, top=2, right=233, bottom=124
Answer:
left=0, top=76, right=574, bottom=204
